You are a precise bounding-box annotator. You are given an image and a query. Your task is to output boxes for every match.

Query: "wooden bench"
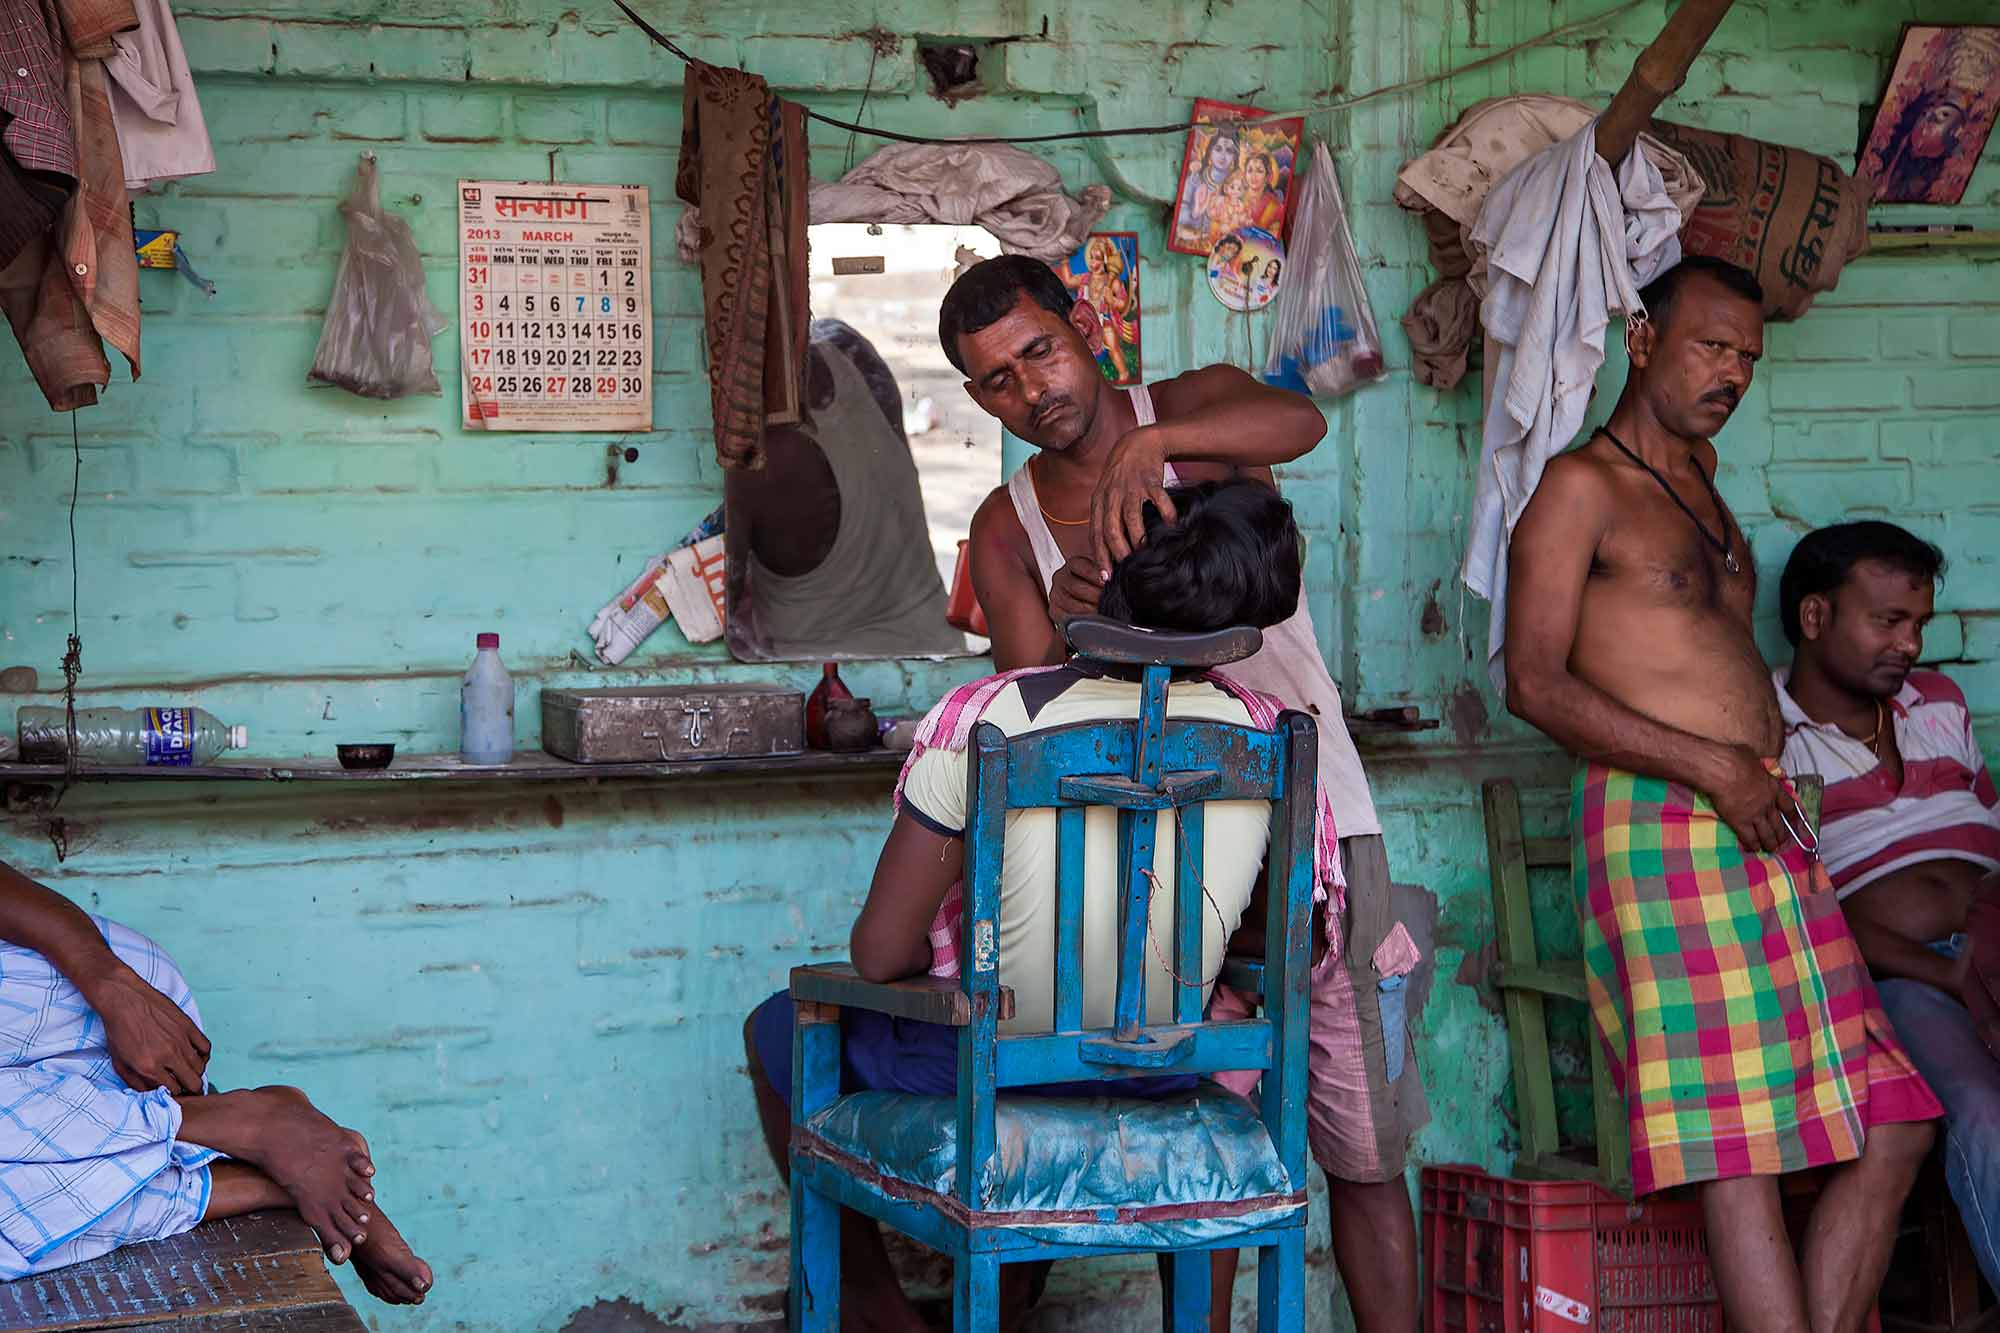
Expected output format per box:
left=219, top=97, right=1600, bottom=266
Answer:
left=0, top=1212, right=363, bottom=1332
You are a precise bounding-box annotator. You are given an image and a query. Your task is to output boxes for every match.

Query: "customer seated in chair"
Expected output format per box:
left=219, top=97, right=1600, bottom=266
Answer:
left=1776, top=520, right=2000, bottom=1293
left=0, top=859, right=432, bottom=1302
left=745, top=479, right=1302, bottom=1330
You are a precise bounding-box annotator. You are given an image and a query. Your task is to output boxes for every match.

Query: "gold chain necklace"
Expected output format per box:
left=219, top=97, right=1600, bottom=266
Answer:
left=1029, top=457, right=1090, bottom=527
left=1860, top=698, right=1886, bottom=755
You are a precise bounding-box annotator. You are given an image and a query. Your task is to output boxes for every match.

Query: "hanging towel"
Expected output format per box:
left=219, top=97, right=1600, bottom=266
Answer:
left=103, top=0, right=212, bottom=190
left=675, top=61, right=808, bottom=471
left=1459, top=118, right=1686, bottom=695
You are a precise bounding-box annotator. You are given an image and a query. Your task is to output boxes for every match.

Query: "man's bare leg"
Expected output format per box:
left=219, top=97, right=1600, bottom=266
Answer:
left=743, top=1017, right=928, bottom=1333
left=1210, top=1249, right=1239, bottom=1330
left=203, top=1160, right=433, bottom=1304
left=205, top=1160, right=291, bottom=1217
left=1328, top=1175, right=1420, bottom=1333
left=1801, top=1122, right=1932, bottom=1333
left=174, top=1087, right=376, bottom=1265
left=1702, top=1175, right=1808, bottom=1333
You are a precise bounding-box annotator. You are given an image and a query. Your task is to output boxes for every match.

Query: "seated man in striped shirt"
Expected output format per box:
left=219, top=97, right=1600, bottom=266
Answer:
left=1776, top=520, right=2000, bottom=1292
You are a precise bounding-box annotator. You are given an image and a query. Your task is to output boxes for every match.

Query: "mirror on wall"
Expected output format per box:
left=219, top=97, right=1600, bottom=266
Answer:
left=723, top=223, right=1002, bottom=663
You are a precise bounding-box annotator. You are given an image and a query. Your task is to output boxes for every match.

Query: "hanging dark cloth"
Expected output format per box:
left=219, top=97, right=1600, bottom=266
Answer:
left=675, top=59, right=807, bottom=472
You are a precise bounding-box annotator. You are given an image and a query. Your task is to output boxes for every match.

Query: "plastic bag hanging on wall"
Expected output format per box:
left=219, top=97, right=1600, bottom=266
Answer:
left=1262, top=143, right=1386, bottom=399
left=308, top=153, right=446, bottom=399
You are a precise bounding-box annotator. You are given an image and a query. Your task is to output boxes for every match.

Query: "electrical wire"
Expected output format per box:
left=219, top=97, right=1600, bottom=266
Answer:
left=614, top=0, right=1652, bottom=146
left=57, top=412, right=82, bottom=815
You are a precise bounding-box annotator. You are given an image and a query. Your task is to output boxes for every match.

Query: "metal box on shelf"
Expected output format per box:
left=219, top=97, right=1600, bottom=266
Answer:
left=540, top=685, right=804, bottom=763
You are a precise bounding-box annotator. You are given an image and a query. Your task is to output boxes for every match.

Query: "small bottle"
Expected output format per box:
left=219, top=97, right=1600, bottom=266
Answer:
left=804, top=663, right=852, bottom=751
left=17, top=706, right=247, bottom=767
left=460, top=632, right=514, bottom=765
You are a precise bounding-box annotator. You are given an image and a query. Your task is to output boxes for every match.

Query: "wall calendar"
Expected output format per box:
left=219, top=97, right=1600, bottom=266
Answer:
left=457, top=180, right=652, bottom=432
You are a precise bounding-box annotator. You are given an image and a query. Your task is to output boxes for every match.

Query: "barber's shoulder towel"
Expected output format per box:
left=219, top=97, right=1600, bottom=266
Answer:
left=0, top=917, right=218, bottom=1279
left=900, top=668, right=1342, bottom=979
left=1574, top=762, right=1940, bottom=1196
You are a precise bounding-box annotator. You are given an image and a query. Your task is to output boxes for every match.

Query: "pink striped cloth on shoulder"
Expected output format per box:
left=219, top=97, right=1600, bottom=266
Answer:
left=896, top=668, right=1343, bottom=980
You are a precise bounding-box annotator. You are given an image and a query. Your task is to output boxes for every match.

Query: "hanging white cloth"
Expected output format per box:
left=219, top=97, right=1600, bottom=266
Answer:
left=1460, top=118, right=1687, bottom=694
left=675, top=143, right=1110, bottom=265
left=103, top=0, right=214, bottom=190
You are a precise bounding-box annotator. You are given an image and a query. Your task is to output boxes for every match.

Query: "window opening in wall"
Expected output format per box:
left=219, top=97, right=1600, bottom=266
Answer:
left=720, top=222, right=1002, bottom=663
left=808, top=222, right=1002, bottom=604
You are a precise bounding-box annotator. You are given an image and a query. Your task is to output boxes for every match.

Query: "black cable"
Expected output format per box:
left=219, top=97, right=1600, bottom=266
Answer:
left=613, top=0, right=1651, bottom=148
left=58, top=411, right=82, bottom=804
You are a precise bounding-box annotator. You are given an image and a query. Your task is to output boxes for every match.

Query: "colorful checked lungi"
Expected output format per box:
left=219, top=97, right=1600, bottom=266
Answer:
left=1574, top=762, right=1941, bottom=1196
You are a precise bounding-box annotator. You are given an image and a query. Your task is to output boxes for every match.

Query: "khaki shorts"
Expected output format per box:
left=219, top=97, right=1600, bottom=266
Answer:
left=1210, top=834, right=1431, bottom=1183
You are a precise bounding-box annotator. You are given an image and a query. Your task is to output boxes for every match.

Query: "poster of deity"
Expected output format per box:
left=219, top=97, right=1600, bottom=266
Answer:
left=1168, top=99, right=1305, bottom=256
left=1051, top=232, right=1141, bottom=386
left=1858, top=25, right=1999, bottom=205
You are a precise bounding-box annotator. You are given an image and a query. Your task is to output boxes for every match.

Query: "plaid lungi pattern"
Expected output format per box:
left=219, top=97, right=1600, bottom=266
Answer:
left=1574, top=762, right=1940, bottom=1196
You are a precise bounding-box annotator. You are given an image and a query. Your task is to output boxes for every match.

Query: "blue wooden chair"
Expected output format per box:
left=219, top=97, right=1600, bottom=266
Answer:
left=785, top=616, right=1318, bottom=1331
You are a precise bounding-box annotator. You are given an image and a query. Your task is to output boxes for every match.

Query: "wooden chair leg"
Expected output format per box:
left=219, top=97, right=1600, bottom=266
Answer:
left=1257, top=1231, right=1306, bottom=1332
left=790, top=1174, right=838, bottom=1333
left=954, top=1251, right=1001, bottom=1333
left=1163, top=1250, right=1213, bottom=1331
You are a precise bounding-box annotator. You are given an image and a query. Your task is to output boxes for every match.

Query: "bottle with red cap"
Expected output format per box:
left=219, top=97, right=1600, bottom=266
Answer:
left=460, top=632, right=514, bottom=765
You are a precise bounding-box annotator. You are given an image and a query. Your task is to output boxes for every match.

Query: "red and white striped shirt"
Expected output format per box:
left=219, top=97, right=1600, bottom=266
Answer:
left=1775, top=667, right=2000, bottom=899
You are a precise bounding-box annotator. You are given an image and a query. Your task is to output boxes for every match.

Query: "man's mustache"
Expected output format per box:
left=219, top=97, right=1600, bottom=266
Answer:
left=1030, top=396, right=1072, bottom=428
left=1703, top=387, right=1740, bottom=408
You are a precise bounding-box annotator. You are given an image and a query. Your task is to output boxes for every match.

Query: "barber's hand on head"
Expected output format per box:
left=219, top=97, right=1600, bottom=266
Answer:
left=85, top=963, right=210, bottom=1095
left=1090, top=428, right=1175, bottom=572
left=1707, top=745, right=1791, bottom=855
left=1048, top=555, right=1107, bottom=628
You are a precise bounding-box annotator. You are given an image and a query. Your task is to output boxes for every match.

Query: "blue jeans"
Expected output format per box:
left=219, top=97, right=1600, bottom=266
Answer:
left=1877, top=936, right=2000, bottom=1293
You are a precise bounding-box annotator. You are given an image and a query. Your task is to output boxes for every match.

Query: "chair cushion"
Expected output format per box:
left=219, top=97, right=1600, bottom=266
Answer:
left=802, top=1087, right=1302, bottom=1246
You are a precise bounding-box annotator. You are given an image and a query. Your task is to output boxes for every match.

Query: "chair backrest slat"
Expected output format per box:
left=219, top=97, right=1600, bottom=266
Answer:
left=1172, top=802, right=1206, bottom=1025
left=1053, top=805, right=1086, bottom=1033
left=1111, top=662, right=1173, bottom=1042
left=1259, top=714, right=1317, bottom=1187
left=955, top=725, right=1009, bottom=1209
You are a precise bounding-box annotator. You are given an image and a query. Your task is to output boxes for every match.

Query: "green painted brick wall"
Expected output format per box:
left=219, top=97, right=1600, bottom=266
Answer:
left=0, top=0, right=1995, bottom=1327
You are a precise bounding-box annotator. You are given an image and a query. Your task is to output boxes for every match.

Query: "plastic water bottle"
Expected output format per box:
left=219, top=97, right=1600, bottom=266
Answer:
left=460, top=632, right=514, bottom=765
left=16, top=705, right=247, bottom=766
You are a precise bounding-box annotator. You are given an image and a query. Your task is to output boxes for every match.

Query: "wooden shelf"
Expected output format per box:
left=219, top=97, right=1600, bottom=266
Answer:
left=0, top=748, right=907, bottom=786
left=1864, top=229, right=2000, bottom=255
left=0, top=712, right=1441, bottom=792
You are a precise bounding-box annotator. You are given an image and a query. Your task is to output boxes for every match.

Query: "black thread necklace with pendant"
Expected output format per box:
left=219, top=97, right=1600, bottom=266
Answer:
left=1599, top=427, right=1740, bottom=575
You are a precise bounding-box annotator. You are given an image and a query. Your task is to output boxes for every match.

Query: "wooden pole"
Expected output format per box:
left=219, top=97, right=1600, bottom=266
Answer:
left=1593, top=0, right=1736, bottom=168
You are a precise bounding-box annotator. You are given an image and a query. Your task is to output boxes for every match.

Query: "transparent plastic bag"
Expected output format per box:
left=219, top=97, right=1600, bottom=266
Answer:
left=308, top=153, right=446, bottom=399
left=1262, top=142, right=1386, bottom=398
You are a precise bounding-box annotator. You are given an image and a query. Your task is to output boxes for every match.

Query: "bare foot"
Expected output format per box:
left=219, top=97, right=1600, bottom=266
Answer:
left=203, top=1086, right=377, bottom=1264
left=349, top=1205, right=433, bottom=1305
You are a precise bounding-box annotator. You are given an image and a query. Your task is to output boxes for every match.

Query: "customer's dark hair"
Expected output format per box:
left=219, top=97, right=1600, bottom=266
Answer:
left=1099, top=481, right=1301, bottom=633
left=1638, top=255, right=1764, bottom=334
left=937, top=255, right=1076, bottom=374
left=1778, top=521, right=1947, bottom=646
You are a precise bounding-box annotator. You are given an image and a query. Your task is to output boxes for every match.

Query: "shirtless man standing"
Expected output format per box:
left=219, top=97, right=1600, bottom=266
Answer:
left=1504, top=255, right=1938, bottom=1333
left=944, top=255, right=1429, bottom=1332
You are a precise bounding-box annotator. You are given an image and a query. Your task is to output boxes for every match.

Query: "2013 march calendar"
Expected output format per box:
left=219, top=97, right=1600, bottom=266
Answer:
left=457, top=180, right=653, bottom=432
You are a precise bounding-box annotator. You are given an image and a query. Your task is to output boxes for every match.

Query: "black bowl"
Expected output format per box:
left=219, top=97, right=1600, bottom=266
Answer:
left=336, top=743, right=396, bottom=770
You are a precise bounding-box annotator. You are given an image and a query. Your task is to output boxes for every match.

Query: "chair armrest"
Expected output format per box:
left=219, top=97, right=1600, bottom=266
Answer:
left=1219, top=955, right=1265, bottom=1004
left=790, top=963, right=1016, bottom=1027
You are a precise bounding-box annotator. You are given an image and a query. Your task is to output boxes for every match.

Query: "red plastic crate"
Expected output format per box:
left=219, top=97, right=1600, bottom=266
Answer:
left=1424, top=1166, right=1886, bottom=1333
left=1424, top=1165, right=1719, bottom=1333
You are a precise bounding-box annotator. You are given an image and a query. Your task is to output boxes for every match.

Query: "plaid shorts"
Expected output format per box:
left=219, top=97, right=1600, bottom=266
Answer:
left=1209, top=835, right=1431, bottom=1183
